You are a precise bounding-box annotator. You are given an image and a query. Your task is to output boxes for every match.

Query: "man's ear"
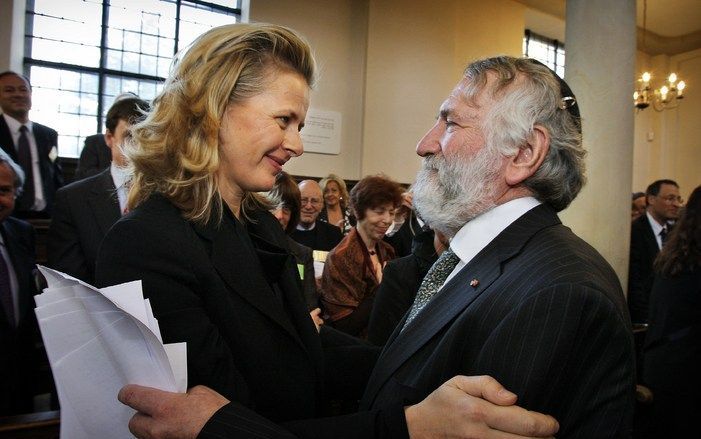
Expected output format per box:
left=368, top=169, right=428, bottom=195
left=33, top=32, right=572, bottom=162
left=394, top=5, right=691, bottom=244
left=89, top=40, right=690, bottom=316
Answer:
left=104, top=131, right=114, bottom=150
left=504, top=125, right=549, bottom=186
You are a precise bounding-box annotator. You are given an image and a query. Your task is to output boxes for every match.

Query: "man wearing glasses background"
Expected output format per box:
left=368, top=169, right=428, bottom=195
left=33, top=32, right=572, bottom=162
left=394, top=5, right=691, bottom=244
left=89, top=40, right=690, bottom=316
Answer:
left=291, top=179, right=344, bottom=252
left=628, top=179, right=683, bottom=324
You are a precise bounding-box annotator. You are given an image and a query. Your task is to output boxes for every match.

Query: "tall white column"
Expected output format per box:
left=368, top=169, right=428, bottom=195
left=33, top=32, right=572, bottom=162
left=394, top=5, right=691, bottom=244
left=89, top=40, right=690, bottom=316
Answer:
left=559, top=0, right=636, bottom=289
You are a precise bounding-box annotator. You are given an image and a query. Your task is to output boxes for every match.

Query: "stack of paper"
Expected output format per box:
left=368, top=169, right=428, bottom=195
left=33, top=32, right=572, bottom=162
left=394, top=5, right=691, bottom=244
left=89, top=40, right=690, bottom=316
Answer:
left=34, top=266, right=187, bottom=439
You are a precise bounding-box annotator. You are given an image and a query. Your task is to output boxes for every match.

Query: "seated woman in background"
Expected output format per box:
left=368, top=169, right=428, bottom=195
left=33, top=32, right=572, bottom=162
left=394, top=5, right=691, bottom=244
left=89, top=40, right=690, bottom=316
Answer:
left=268, top=171, right=320, bottom=310
left=643, top=184, right=701, bottom=438
left=319, top=173, right=354, bottom=234
left=320, top=175, right=403, bottom=337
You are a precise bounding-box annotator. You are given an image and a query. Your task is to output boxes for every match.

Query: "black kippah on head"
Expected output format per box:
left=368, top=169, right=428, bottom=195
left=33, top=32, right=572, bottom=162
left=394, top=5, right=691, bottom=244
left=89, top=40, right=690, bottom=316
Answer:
left=527, top=59, right=581, bottom=134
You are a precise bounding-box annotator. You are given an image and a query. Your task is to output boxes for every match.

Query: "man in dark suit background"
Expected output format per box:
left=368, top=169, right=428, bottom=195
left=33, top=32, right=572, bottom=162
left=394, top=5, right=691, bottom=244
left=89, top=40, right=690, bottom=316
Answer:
left=48, top=96, right=149, bottom=284
left=0, top=71, right=63, bottom=218
left=114, top=56, right=632, bottom=439
left=627, top=179, right=682, bottom=324
left=73, top=93, right=141, bottom=181
left=291, top=179, right=343, bottom=251
left=0, top=150, right=43, bottom=415
left=73, top=133, right=111, bottom=181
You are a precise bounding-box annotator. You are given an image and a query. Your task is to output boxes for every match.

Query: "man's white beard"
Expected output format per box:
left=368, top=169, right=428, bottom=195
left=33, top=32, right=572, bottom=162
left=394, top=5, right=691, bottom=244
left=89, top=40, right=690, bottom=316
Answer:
left=413, top=146, right=503, bottom=237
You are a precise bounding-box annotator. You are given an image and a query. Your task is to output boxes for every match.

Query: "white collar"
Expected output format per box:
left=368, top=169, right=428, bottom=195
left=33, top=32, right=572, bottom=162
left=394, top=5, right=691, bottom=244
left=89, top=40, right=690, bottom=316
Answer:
left=450, top=197, right=541, bottom=266
left=2, top=113, right=32, bottom=133
left=296, top=221, right=316, bottom=231
left=645, top=211, right=667, bottom=234
left=110, top=162, right=129, bottom=189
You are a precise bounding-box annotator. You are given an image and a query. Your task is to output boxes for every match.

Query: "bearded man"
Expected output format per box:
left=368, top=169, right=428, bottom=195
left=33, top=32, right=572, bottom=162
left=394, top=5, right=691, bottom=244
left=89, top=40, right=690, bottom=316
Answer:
left=358, top=56, right=636, bottom=438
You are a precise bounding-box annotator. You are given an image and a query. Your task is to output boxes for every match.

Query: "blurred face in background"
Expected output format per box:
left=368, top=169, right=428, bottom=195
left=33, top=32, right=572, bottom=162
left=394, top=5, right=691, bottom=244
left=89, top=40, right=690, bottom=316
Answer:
left=0, top=163, right=16, bottom=223
left=272, top=205, right=292, bottom=230
left=0, top=73, right=32, bottom=122
left=648, top=183, right=682, bottom=224
left=299, top=181, right=323, bottom=227
left=357, top=203, right=396, bottom=243
left=324, top=180, right=341, bottom=208
left=631, top=195, right=646, bottom=221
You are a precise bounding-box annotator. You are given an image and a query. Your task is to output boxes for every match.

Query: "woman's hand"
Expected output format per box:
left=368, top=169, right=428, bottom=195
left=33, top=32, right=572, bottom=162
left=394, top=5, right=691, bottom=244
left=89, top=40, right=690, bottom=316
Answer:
left=310, top=307, right=324, bottom=332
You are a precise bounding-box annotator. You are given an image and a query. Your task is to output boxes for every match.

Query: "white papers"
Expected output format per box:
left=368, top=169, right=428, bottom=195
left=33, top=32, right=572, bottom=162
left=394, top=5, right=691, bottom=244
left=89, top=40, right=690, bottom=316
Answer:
left=34, top=266, right=187, bottom=439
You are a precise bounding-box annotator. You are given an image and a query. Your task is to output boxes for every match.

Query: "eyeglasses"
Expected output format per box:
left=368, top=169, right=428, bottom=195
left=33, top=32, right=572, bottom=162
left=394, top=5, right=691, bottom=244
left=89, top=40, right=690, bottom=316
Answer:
left=300, top=197, right=322, bottom=206
left=656, top=195, right=684, bottom=204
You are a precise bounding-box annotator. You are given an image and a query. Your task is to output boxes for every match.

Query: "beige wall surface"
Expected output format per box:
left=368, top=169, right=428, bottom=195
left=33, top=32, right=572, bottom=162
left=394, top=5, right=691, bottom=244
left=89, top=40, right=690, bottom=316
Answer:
left=362, top=0, right=524, bottom=184
left=633, top=48, right=701, bottom=198
left=249, top=0, right=369, bottom=180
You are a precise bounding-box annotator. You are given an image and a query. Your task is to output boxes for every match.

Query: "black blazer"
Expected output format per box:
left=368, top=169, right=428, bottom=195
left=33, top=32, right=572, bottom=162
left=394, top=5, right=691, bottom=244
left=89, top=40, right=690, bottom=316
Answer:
left=643, top=270, right=701, bottom=395
left=0, top=217, right=40, bottom=415
left=48, top=168, right=121, bottom=284
left=286, top=237, right=319, bottom=310
left=0, top=117, right=63, bottom=214
left=360, top=205, right=635, bottom=439
left=74, top=134, right=111, bottom=180
left=290, top=221, right=343, bottom=251
left=95, top=194, right=324, bottom=423
left=627, top=214, right=661, bottom=323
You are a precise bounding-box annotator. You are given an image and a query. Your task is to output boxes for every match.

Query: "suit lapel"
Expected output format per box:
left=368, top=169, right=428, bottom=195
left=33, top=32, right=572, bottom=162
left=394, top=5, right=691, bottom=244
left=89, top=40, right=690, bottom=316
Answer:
left=0, top=220, right=34, bottom=329
left=362, top=205, right=561, bottom=406
left=87, top=169, right=121, bottom=235
left=0, top=117, right=17, bottom=160
left=192, top=212, right=306, bottom=350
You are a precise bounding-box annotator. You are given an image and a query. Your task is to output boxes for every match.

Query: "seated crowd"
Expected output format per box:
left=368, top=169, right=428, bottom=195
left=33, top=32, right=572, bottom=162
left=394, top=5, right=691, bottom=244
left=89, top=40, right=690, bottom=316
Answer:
left=0, top=24, right=697, bottom=439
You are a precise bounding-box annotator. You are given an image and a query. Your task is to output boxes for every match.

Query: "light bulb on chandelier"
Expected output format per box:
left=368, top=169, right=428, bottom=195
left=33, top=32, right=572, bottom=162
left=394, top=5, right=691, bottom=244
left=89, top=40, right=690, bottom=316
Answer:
left=633, top=71, right=686, bottom=112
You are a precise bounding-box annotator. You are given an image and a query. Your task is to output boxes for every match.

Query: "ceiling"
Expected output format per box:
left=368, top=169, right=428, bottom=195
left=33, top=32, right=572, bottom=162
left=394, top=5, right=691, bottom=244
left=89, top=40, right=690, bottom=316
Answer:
left=519, top=0, right=701, bottom=55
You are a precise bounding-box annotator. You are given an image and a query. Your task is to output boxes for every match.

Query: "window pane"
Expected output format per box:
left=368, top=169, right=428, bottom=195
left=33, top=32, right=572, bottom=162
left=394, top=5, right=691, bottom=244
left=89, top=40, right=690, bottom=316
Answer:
left=29, top=66, right=100, bottom=158
left=178, top=1, right=239, bottom=51
left=101, top=75, right=163, bottom=130
left=26, top=0, right=242, bottom=157
left=28, top=0, right=102, bottom=67
left=106, top=0, right=177, bottom=76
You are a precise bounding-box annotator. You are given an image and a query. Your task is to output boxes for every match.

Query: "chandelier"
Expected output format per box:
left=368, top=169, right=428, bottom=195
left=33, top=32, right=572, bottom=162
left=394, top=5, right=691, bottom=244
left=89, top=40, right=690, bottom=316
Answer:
left=634, top=71, right=686, bottom=111
left=633, top=0, right=687, bottom=112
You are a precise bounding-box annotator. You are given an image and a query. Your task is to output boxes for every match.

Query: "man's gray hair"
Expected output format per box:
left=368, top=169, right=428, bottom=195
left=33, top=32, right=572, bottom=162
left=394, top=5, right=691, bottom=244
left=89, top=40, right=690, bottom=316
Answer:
left=0, top=148, right=25, bottom=195
left=462, top=56, right=586, bottom=212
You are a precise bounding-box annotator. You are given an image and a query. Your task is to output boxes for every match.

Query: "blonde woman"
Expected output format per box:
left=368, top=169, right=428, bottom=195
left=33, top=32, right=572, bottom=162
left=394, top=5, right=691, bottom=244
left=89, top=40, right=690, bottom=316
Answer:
left=319, top=173, right=354, bottom=234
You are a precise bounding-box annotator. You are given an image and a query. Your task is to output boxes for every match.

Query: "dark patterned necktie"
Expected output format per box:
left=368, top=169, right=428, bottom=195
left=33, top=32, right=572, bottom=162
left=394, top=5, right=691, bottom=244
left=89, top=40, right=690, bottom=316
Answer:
left=660, top=226, right=668, bottom=246
left=17, top=125, right=35, bottom=206
left=402, top=248, right=460, bottom=331
left=0, top=250, right=15, bottom=327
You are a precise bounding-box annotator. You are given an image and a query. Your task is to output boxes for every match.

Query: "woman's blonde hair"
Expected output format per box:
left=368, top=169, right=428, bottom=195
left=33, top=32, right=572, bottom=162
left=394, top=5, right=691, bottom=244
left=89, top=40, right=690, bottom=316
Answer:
left=319, top=173, right=350, bottom=210
left=126, top=23, right=316, bottom=223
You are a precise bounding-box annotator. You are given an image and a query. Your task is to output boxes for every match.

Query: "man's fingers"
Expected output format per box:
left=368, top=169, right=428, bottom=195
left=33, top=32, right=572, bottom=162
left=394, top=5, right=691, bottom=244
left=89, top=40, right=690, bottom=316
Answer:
left=127, top=412, right=153, bottom=439
left=448, top=375, right=517, bottom=406
left=118, top=384, right=169, bottom=415
left=483, top=403, right=559, bottom=438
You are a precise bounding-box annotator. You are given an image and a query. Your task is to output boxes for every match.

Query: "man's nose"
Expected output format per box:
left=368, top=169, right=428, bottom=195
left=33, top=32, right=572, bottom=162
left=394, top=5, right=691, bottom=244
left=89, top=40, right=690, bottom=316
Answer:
left=416, top=123, right=442, bottom=157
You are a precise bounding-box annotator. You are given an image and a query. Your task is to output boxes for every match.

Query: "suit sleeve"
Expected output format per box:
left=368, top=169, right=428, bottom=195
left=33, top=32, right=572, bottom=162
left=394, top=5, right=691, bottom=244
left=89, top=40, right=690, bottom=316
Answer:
left=95, top=218, right=251, bottom=404
left=474, top=285, right=635, bottom=439
left=199, top=402, right=409, bottom=439
left=627, top=226, right=647, bottom=323
left=367, top=259, right=417, bottom=346
left=48, top=128, right=63, bottom=189
left=75, top=137, right=101, bottom=180
left=47, top=188, right=91, bottom=282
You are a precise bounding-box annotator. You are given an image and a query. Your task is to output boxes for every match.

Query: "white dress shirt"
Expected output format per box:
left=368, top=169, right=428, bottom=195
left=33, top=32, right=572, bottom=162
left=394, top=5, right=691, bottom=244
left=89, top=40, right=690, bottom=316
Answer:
left=645, top=211, right=668, bottom=250
left=444, top=197, right=542, bottom=286
left=110, top=163, right=129, bottom=214
left=2, top=113, right=46, bottom=210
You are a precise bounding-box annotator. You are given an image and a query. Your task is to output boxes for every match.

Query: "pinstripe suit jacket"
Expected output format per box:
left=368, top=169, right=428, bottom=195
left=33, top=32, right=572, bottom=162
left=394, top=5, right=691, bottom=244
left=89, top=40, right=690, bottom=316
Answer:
left=360, top=204, right=635, bottom=439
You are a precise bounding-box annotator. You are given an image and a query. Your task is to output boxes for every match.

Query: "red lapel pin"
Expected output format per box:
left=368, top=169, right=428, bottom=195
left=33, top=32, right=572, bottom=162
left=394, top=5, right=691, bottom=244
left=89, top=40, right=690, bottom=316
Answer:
left=470, top=278, right=479, bottom=287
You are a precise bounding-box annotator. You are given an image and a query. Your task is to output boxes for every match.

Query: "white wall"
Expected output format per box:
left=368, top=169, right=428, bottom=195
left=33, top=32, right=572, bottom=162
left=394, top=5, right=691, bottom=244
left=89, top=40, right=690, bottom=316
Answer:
left=249, top=0, right=369, bottom=180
